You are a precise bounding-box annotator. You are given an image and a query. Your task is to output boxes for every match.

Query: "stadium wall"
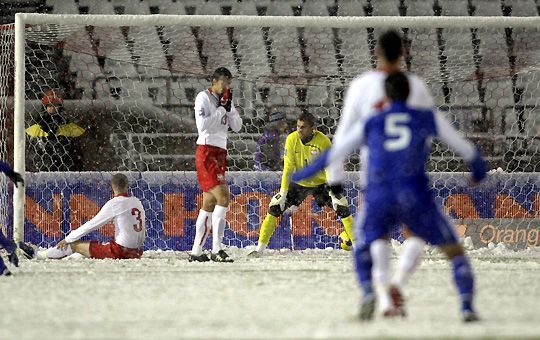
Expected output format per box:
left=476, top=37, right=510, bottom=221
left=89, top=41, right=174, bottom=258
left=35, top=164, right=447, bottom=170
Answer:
left=16, top=172, right=540, bottom=250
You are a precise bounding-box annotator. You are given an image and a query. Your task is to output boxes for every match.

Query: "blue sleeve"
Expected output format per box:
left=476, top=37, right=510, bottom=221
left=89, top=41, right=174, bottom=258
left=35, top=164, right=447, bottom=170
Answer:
left=469, top=148, right=487, bottom=182
left=291, top=150, right=329, bottom=182
left=0, top=160, right=13, bottom=174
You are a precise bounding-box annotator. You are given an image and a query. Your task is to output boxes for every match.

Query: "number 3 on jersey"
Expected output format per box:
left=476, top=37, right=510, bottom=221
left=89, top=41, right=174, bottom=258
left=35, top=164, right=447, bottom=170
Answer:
left=384, top=113, right=411, bottom=151
left=131, top=208, right=143, bottom=232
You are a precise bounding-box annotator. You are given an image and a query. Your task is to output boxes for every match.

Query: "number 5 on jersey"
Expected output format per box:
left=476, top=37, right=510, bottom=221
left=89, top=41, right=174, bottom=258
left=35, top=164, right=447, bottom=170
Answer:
left=384, top=113, right=411, bottom=151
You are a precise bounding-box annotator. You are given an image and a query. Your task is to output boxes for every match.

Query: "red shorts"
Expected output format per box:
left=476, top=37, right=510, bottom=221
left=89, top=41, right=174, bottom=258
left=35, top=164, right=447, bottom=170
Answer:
left=89, top=240, right=143, bottom=259
left=196, top=144, right=228, bottom=192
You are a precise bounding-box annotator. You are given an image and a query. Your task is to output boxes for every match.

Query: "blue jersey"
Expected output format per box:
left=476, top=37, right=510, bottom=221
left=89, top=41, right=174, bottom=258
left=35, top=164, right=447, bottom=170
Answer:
left=291, top=101, right=487, bottom=245
left=363, top=102, right=436, bottom=189
left=293, top=101, right=485, bottom=187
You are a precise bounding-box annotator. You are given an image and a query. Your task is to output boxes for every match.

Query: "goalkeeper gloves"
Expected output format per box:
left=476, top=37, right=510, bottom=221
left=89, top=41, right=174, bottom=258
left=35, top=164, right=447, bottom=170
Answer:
left=7, top=171, right=24, bottom=188
left=328, top=184, right=347, bottom=211
left=220, top=88, right=233, bottom=112
left=270, top=190, right=287, bottom=211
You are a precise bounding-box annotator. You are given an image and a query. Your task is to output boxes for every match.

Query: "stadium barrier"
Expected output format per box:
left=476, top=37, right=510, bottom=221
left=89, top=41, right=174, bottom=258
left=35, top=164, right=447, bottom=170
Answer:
left=17, top=172, right=540, bottom=250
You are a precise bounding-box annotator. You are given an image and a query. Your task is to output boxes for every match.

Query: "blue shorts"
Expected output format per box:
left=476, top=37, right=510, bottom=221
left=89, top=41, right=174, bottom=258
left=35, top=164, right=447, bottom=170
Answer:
left=355, top=186, right=458, bottom=246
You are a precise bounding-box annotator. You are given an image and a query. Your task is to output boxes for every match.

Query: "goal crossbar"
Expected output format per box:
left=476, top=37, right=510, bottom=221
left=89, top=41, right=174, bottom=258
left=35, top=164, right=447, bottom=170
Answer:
left=15, top=13, right=540, bottom=28
left=10, top=12, right=540, bottom=245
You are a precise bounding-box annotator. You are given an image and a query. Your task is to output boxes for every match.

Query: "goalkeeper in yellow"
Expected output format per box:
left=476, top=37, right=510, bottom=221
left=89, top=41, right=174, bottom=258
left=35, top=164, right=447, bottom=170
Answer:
left=248, top=112, right=354, bottom=257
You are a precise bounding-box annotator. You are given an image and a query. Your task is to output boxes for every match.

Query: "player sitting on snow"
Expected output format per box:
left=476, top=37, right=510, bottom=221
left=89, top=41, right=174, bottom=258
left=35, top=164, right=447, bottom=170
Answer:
left=249, top=112, right=354, bottom=257
left=20, top=174, right=146, bottom=260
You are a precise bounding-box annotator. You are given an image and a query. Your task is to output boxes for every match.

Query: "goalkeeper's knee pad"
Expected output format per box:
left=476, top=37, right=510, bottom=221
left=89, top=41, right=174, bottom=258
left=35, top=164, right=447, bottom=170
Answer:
left=268, top=205, right=284, bottom=217
left=335, top=204, right=351, bottom=218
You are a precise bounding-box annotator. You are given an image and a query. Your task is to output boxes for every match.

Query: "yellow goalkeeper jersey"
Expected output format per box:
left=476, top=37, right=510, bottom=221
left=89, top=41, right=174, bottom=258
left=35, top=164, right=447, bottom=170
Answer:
left=281, top=130, right=331, bottom=190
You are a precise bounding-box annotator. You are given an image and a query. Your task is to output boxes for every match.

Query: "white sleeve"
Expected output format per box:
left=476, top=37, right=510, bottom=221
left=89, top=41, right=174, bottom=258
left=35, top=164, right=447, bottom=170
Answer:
left=65, top=200, right=116, bottom=243
left=227, top=104, right=242, bottom=132
left=434, top=112, right=476, bottom=161
left=327, top=120, right=365, bottom=184
left=334, top=79, right=362, bottom=146
left=195, top=93, right=226, bottom=132
left=329, top=79, right=363, bottom=183
left=408, top=75, right=435, bottom=109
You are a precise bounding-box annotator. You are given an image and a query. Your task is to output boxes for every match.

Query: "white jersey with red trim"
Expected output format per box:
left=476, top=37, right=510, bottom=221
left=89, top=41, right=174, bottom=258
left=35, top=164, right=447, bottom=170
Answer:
left=195, top=89, right=242, bottom=149
left=65, top=195, right=146, bottom=249
left=328, top=70, right=435, bottom=185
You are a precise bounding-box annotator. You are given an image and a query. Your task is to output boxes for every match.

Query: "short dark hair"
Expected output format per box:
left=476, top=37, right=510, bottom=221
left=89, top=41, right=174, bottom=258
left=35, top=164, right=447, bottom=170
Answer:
left=297, top=112, right=317, bottom=127
left=378, top=30, right=403, bottom=63
left=385, top=71, right=410, bottom=102
left=212, top=67, right=233, bottom=81
left=111, top=173, right=129, bottom=192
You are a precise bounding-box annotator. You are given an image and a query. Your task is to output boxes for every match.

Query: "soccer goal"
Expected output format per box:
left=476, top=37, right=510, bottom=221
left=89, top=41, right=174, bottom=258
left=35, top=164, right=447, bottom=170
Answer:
left=3, top=13, right=540, bottom=250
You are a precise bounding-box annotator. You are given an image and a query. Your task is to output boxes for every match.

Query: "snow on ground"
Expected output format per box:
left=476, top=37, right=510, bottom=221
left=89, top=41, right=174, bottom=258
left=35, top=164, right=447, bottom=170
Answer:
left=1, top=244, right=539, bottom=339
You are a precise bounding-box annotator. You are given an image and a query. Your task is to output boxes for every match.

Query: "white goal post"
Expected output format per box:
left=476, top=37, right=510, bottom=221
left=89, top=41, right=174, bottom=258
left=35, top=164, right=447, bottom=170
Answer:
left=8, top=13, right=540, bottom=249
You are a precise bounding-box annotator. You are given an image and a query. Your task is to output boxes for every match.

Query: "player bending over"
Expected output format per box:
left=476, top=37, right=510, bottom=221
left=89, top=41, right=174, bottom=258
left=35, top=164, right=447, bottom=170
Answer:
left=0, top=161, right=23, bottom=275
left=248, top=112, right=354, bottom=257
left=189, top=67, right=242, bottom=263
left=20, top=174, right=146, bottom=260
left=292, top=72, right=486, bottom=322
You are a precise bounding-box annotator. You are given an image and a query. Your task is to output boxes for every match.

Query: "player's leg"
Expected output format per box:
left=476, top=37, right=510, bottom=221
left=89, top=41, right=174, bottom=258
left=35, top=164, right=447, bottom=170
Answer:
left=440, top=242, right=478, bottom=322
left=355, top=242, right=375, bottom=320
left=190, top=191, right=215, bottom=262
left=0, top=229, right=18, bottom=267
left=355, top=193, right=397, bottom=319
left=193, top=145, right=225, bottom=262
left=34, top=242, right=77, bottom=259
left=391, top=227, right=425, bottom=289
left=207, top=183, right=233, bottom=262
left=406, top=201, right=478, bottom=322
left=251, top=183, right=307, bottom=256
left=364, top=192, right=401, bottom=317
left=317, top=185, right=354, bottom=250
left=0, top=256, right=10, bottom=276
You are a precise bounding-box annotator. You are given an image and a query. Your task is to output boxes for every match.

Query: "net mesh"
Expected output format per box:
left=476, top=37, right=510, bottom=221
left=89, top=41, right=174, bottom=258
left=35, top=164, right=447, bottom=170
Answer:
left=5, top=15, right=540, bottom=250
left=0, top=24, right=14, bottom=238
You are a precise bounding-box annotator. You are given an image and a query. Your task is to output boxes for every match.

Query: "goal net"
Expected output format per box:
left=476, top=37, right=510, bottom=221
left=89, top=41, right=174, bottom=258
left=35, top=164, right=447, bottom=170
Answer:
left=4, top=14, right=540, bottom=250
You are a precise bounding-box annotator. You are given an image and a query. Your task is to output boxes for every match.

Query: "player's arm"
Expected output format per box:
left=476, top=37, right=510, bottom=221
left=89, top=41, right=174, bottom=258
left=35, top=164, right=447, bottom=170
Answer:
left=227, top=103, right=242, bottom=132
left=0, top=160, right=24, bottom=187
left=326, top=81, right=359, bottom=183
left=434, top=112, right=487, bottom=183
left=64, top=201, right=116, bottom=243
left=270, top=135, right=295, bottom=211
left=280, top=134, right=296, bottom=191
left=292, top=121, right=365, bottom=183
left=195, top=92, right=227, bottom=132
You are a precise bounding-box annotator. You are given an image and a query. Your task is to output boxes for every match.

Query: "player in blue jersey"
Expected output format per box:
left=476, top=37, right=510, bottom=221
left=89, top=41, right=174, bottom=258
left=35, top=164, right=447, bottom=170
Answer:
left=0, top=161, right=24, bottom=275
left=292, top=72, right=486, bottom=322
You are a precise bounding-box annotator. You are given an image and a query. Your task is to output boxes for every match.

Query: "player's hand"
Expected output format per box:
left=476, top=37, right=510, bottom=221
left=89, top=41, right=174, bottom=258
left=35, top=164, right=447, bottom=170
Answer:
left=220, top=88, right=233, bottom=112
left=328, top=185, right=347, bottom=211
left=7, top=171, right=24, bottom=188
left=56, top=239, right=70, bottom=250
left=270, top=190, right=287, bottom=211
left=328, top=184, right=344, bottom=196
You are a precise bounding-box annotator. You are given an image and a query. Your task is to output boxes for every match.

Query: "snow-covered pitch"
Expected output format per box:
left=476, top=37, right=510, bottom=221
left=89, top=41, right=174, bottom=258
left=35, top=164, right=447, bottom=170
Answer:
left=1, top=242, right=539, bottom=339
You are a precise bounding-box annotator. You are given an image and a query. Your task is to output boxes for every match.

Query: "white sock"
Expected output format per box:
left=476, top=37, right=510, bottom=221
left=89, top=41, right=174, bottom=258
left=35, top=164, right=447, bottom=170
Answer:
left=392, top=236, right=425, bottom=288
left=370, top=239, right=392, bottom=312
left=255, top=242, right=267, bottom=253
left=212, top=205, right=228, bottom=253
left=191, top=210, right=212, bottom=256
left=45, top=245, right=73, bottom=259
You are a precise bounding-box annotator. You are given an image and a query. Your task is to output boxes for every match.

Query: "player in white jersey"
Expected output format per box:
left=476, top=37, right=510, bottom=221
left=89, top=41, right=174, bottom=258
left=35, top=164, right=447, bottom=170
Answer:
left=20, top=174, right=146, bottom=260
left=328, top=30, right=433, bottom=317
left=189, top=67, right=242, bottom=263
